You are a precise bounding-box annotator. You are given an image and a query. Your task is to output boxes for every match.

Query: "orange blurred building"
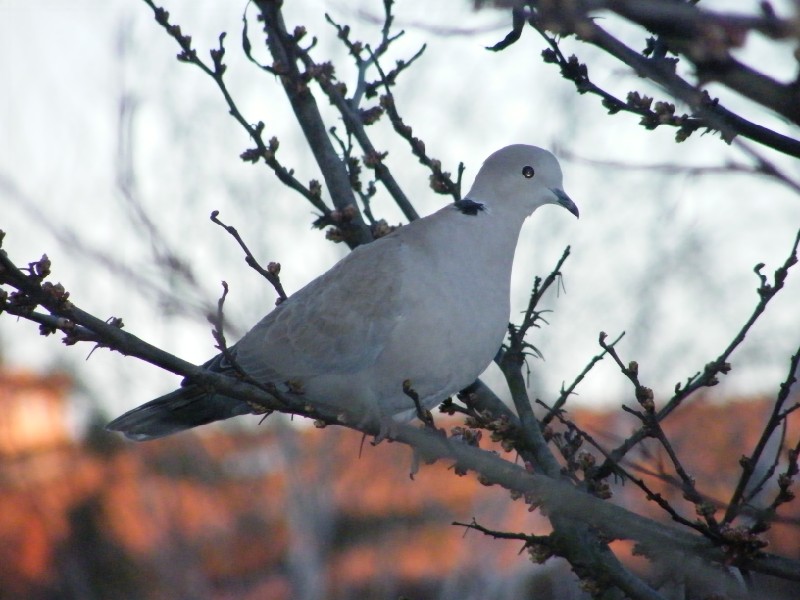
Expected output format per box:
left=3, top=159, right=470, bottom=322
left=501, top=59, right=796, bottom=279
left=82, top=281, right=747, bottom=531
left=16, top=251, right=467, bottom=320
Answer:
left=0, top=370, right=72, bottom=456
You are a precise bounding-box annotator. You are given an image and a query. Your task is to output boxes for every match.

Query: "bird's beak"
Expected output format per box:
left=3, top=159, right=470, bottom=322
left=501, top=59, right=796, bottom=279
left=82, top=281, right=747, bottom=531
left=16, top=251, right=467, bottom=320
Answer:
left=551, top=188, right=579, bottom=218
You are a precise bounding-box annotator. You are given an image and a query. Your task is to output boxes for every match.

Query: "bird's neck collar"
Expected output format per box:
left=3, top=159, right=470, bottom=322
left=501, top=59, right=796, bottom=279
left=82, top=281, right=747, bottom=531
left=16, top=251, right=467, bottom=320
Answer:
left=452, top=197, right=487, bottom=216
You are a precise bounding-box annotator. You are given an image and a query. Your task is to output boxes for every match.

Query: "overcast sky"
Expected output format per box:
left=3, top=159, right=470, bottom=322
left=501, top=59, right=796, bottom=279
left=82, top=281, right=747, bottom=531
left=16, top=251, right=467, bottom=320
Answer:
left=2, top=1, right=800, bottom=428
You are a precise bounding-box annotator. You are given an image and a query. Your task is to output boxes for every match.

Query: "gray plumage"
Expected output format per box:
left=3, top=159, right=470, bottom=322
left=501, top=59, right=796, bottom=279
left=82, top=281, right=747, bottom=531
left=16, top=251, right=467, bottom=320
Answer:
left=107, top=145, right=578, bottom=440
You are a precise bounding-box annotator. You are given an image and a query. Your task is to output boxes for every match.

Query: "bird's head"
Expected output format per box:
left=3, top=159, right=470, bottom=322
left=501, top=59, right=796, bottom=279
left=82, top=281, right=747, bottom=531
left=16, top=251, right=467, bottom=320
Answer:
left=467, top=144, right=579, bottom=218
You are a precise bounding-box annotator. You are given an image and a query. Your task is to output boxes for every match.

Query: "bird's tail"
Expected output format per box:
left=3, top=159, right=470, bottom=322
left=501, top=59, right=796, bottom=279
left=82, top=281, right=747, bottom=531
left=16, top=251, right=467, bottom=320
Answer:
left=106, top=386, right=255, bottom=441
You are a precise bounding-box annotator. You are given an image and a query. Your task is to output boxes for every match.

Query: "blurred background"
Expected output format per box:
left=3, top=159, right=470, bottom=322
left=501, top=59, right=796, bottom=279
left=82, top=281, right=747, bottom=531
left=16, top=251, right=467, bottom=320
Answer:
left=2, top=0, right=800, bottom=598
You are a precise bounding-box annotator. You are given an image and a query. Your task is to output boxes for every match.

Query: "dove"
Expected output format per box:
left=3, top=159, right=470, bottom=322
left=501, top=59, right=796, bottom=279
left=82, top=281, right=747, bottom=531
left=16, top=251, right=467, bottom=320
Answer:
left=107, top=144, right=578, bottom=440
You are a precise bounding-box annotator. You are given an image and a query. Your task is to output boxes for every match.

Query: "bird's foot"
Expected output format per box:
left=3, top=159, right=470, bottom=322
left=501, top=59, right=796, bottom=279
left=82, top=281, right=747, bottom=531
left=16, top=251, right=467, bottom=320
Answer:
left=402, top=379, right=436, bottom=431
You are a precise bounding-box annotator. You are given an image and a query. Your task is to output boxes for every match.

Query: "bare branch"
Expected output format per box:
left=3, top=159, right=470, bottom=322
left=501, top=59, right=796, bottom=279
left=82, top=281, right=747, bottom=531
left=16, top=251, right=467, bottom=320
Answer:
left=210, top=210, right=288, bottom=303
left=489, top=4, right=800, bottom=158
left=597, top=229, right=800, bottom=478
left=725, top=345, right=800, bottom=524
left=542, top=332, right=625, bottom=427
left=253, top=0, right=375, bottom=244
left=268, top=2, right=422, bottom=223
left=141, top=0, right=338, bottom=230
left=559, top=148, right=800, bottom=197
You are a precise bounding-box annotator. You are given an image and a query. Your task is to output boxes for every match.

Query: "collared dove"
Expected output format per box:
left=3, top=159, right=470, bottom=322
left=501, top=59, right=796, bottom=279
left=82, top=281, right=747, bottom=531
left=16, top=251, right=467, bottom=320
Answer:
left=108, top=145, right=578, bottom=440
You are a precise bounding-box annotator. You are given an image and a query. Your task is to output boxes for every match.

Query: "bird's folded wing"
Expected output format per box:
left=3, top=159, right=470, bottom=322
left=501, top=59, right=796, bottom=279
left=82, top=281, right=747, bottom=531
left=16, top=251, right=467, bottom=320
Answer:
left=230, top=236, right=406, bottom=382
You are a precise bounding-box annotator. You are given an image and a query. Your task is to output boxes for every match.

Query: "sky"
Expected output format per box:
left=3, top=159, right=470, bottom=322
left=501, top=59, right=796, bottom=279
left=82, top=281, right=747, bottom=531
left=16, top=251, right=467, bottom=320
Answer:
left=2, top=0, right=800, bottom=431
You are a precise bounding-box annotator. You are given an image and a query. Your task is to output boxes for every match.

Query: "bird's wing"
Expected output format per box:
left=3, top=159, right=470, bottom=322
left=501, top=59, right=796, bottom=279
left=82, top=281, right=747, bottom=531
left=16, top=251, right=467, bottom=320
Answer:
left=229, top=234, right=407, bottom=382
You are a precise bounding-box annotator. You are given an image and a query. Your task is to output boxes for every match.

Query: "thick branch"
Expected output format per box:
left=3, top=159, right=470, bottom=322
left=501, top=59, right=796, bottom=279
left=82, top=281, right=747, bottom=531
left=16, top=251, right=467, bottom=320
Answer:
left=496, top=3, right=800, bottom=157
left=576, top=14, right=800, bottom=157
left=255, top=0, right=373, bottom=246
left=596, top=0, right=800, bottom=125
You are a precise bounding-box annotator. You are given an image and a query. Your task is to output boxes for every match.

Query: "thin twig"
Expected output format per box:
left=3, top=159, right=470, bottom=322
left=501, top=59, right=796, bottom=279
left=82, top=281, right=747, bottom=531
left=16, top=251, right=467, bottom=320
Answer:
left=597, top=229, right=800, bottom=479
left=285, top=11, right=422, bottom=221
left=497, top=247, right=574, bottom=477
left=542, top=332, right=625, bottom=426
left=369, top=48, right=464, bottom=202
left=725, top=346, right=800, bottom=524
left=519, top=245, right=571, bottom=339
left=210, top=210, right=288, bottom=303
left=453, top=518, right=550, bottom=545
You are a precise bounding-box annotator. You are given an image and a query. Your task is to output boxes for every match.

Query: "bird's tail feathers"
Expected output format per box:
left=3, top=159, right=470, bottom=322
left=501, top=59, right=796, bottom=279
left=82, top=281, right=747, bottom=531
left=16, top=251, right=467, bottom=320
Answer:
left=106, top=387, right=254, bottom=441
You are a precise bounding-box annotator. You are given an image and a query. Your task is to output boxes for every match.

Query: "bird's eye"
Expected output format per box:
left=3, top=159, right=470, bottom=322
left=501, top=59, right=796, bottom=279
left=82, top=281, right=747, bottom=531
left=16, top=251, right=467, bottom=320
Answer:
left=522, top=165, right=535, bottom=179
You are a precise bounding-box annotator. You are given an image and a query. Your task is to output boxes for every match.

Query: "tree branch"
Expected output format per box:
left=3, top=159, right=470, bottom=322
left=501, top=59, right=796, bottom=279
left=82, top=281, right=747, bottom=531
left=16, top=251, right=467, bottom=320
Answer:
left=255, top=0, right=373, bottom=246
left=490, top=3, right=800, bottom=158
left=596, top=229, right=800, bottom=479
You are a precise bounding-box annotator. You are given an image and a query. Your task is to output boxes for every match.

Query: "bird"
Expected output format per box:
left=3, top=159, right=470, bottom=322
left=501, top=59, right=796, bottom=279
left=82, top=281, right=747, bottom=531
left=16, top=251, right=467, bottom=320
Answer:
left=107, top=144, right=578, bottom=440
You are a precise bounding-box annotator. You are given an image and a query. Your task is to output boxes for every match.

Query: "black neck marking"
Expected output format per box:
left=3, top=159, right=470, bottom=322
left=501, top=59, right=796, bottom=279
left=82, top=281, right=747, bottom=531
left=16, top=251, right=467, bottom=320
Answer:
left=453, top=198, right=485, bottom=216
